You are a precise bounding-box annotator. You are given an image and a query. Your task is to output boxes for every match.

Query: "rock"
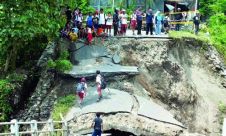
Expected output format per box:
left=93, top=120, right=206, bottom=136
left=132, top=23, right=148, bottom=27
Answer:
left=112, top=52, right=121, bottom=64
left=220, top=70, right=226, bottom=77
left=222, top=82, right=226, bottom=88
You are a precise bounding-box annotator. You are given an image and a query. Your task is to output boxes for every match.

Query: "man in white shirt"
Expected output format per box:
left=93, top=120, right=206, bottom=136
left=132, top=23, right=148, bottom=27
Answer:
left=96, top=70, right=102, bottom=101
left=98, top=8, right=106, bottom=31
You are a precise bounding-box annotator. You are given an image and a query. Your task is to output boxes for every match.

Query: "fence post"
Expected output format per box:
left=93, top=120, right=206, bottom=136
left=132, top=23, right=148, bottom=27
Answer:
left=223, top=118, right=226, bottom=136
left=62, top=119, right=68, bottom=136
left=48, top=119, right=54, bottom=136
left=60, top=113, right=68, bottom=136
left=31, top=120, right=38, bottom=136
left=10, top=119, right=19, bottom=136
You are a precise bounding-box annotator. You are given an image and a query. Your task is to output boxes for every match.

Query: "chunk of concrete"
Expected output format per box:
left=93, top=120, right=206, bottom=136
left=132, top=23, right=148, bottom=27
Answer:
left=112, top=53, right=121, bottom=64
left=136, top=95, right=184, bottom=127
left=67, top=58, right=139, bottom=78
left=72, top=46, right=108, bottom=61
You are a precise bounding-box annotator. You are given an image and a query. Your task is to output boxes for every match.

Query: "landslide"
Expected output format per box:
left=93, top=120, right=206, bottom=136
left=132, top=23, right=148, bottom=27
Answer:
left=104, top=38, right=226, bottom=136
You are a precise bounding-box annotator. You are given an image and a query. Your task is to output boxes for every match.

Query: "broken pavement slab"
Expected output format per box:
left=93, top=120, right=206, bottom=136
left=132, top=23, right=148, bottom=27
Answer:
left=136, top=95, right=184, bottom=128
left=72, top=45, right=108, bottom=61
left=67, top=57, right=139, bottom=78
left=65, top=88, right=184, bottom=129
left=65, top=88, right=133, bottom=121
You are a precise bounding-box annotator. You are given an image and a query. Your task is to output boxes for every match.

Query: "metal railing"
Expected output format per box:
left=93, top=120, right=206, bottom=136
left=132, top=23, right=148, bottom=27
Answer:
left=0, top=119, right=68, bottom=136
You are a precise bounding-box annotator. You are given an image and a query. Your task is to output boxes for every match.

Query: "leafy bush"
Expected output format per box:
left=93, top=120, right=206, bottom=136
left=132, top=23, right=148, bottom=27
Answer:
left=0, top=80, right=14, bottom=122
left=52, top=95, right=76, bottom=121
left=55, top=59, right=73, bottom=72
left=6, top=73, right=26, bottom=83
left=59, top=51, right=69, bottom=60
left=208, top=14, right=226, bottom=61
left=47, top=59, right=57, bottom=69
left=218, top=101, right=226, bottom=125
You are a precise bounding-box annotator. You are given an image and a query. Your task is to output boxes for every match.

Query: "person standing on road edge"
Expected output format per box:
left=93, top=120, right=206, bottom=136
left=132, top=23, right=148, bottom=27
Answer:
left=96, top=70, right=102, bottom=101
left=131, top=11, right=137, bottom=35
left=136, top=7, right=143, bottom=35
left=155, top=10, right=163, bottom=35
left=146, top=8, right=154, bottom=35
left=92, top=113, right=103, bottom=136
left=113, top=8, right=119, bottom=36
left=175, top=8, right=183, bottom=31
left=120, top=9, right=128, bottom=36
left=193, top=13, right=200, bottom=35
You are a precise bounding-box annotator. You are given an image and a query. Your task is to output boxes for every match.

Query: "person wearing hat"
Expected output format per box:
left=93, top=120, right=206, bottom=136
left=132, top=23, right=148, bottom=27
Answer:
left=113, top=8, right=119, bottom=36
left=76, top=77, right=87, bottom=105
left=120, top=9, right=128, bottom=36
left=175, top=8, right=183, bottom=31
left=163, top=16, right=170, bottom=34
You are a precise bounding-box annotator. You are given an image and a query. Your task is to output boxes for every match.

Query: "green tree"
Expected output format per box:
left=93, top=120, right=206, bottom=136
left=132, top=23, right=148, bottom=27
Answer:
left=0, top=0, right=64, bottom=72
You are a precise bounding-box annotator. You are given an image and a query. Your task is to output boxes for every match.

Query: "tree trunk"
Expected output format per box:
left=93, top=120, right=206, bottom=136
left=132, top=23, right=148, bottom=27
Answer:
left=4, top=50, right=12, bottom=72
left=4, top=45, right=17, bottom=72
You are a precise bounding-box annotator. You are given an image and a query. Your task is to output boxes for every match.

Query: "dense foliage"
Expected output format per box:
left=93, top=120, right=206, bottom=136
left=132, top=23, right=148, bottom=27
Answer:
left=200, top=0, right=226, bottom=60
left=0, top=0, right=67, bottom=72
left=218, top=101, right=226, bottom=125
left=47, top=51, right=72, bottom=72
left=0, top=0, right=77, bottom=122
left=52, top=95, right=75, bottom=121
left=0, top=73, right=25, bottom=122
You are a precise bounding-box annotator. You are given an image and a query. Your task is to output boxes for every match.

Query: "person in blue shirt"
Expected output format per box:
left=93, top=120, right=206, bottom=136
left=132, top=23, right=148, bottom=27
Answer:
left=146, top=9, right=154, bottom=35
left=91, top=113, right=103, bottom=136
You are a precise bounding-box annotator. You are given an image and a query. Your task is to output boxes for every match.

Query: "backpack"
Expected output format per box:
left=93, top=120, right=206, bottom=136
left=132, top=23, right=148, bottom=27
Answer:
left=100, top=75, right=107, bottom=89
left=87, top=16, right=93, bottom=27
left=76, top=82, right=84, bottom=92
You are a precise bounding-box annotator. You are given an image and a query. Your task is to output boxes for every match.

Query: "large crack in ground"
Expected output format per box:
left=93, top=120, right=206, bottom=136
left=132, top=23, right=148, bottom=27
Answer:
left=130, top=95, right=140, bottom=115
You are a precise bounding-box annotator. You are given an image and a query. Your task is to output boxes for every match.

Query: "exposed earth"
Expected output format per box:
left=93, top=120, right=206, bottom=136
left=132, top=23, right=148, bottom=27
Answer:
left=14, top=37, right=226, bottom=136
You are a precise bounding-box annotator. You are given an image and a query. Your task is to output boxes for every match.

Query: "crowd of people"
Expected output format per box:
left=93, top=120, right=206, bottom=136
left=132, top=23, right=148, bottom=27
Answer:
left=60, top=6, right=202, bottom=44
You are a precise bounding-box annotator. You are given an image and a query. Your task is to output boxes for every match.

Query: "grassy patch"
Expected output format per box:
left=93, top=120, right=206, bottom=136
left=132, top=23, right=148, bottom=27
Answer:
left=169, top=30, right=226, bottom=63
left=218, top=101, right=226, bottom=125
left=51, top=95, right=76, bottom=121
left=169, top=31, right=210, bottom=42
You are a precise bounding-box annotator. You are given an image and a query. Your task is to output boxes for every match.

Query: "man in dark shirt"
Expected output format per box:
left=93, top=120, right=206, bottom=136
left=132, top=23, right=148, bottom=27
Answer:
left=113, top=8, right=119, bottom=36
left=91, top=113, right=103, bottom=136
left=146, top=9, right=154, bottom=35
left=175, top=8, right=183, bottom=31
left=193, top=13, right=200, bottom=35
left=65, top=6, right=72, bottom=22
left=136, top=7, right=143, bottom=35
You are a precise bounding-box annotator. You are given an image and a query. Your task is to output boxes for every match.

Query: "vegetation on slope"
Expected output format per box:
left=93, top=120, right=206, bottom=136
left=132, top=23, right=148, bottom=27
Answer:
left=199, top=0, right=226, bottom=60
